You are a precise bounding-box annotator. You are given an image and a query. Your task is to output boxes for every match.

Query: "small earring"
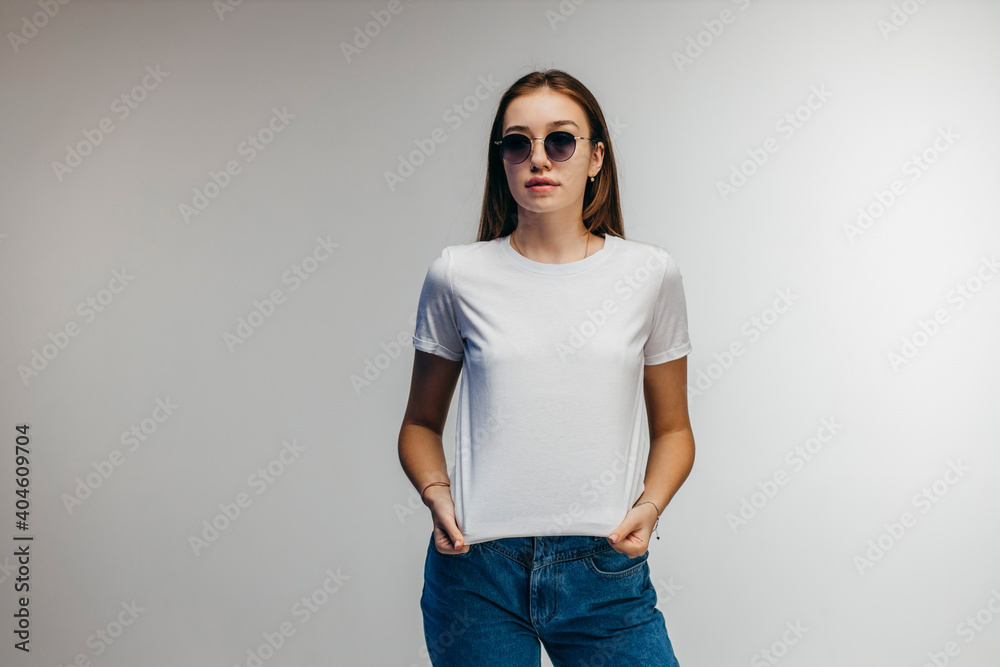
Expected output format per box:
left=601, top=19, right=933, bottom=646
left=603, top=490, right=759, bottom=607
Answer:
left=590, top=175, right=595, bottom=182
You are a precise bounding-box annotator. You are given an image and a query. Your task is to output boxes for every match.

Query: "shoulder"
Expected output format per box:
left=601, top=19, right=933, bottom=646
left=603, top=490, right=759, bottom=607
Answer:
left=610, top=235, right=682, bottom=275
left=427, top=237, right=502, bottom=275
left=419, top=239, right=500, bottom=297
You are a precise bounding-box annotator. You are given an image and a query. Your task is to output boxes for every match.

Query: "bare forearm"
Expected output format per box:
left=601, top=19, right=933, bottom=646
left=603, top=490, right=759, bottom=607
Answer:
left=398, top=423, right=451, bottom=506
left=636, top=428, right=695, bottom=514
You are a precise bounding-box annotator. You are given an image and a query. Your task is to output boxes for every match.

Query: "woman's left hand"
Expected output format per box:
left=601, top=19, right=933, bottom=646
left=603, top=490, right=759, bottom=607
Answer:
left=606, top=502, right=657, bottom=557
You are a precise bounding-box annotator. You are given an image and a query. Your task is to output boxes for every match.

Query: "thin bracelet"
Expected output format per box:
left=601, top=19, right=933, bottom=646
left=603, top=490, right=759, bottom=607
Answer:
left=633, top=499, right=662, bottom=540
left=420, top=481, right=450, bottom=501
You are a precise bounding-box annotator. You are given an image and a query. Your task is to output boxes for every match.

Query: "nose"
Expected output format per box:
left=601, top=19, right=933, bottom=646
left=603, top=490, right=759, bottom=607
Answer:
left=527, top=138, right=552, bottom=168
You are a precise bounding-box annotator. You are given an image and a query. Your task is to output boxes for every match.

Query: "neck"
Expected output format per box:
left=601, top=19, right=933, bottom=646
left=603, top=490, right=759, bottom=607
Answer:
left=511, top=222, right=597, bottom=264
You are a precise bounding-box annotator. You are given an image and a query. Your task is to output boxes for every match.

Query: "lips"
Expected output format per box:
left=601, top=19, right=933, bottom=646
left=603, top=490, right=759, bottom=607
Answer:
left=526, top=178, right=557, bottom=187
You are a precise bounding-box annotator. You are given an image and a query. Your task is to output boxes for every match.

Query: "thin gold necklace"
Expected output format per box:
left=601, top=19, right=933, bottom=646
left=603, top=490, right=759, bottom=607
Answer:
left=511, top=229, right=590, bottom=263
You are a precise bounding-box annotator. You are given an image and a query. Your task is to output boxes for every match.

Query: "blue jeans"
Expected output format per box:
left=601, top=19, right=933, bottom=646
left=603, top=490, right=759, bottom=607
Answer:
left=420, top=531, right=680, bottom=666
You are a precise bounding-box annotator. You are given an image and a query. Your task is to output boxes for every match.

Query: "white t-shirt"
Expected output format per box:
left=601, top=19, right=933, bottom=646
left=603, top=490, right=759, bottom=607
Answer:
left=412, top=232, right=691, bottom=545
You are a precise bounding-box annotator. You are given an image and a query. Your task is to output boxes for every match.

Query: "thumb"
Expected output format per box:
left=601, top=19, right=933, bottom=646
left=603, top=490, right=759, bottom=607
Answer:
left=437, top=517, right=466, bottom=549
left=608, top=513, right=640, bottom=545
left=449, top=526, right=466, bottom=549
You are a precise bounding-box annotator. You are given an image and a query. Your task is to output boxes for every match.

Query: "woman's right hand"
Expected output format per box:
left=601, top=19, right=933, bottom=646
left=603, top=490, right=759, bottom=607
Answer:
left=423, top=485, right=469, bottom=555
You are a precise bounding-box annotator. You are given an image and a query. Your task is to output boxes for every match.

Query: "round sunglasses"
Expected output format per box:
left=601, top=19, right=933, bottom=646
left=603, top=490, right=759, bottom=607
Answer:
left=493, top=131, right=597, bottom=164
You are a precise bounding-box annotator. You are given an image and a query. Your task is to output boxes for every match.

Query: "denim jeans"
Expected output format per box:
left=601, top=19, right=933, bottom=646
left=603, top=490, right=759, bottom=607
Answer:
left=420, top=531, right=680, bottom=666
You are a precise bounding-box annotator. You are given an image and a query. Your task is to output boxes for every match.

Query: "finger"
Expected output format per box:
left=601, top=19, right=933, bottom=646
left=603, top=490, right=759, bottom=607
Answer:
left=610, top=527, right=649, bottom=555
left=447, top=529, right=467, bottom=551
left=608, top=515, right=641, bottom=544
left=444, top=517, right=466, bottom=549
left=435, top=522, right=468, bottom=554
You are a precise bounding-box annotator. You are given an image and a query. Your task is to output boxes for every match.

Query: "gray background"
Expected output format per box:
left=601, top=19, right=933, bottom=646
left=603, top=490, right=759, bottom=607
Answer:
left=1, top=0, right=999, bottom=665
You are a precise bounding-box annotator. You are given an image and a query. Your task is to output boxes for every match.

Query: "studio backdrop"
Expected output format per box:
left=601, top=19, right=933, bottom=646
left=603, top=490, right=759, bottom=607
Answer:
left=1, top=0, right=998, bottom=665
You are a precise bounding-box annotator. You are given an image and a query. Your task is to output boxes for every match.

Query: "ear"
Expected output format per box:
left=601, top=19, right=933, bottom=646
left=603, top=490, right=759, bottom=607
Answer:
left=590, top=140, right=605, bottom=175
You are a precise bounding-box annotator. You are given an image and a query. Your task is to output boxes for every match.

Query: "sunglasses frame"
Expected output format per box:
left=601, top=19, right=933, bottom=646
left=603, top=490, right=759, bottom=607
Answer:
left=493, top=130, right=597, bottom=164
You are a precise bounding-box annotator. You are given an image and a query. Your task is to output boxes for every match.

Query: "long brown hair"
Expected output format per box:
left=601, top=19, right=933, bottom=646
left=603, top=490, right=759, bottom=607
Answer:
left=475, top=69, right=625, bottom=244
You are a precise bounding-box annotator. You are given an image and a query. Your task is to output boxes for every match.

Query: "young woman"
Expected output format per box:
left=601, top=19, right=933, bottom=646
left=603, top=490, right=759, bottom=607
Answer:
left=398, top=69, right=694, bottom=666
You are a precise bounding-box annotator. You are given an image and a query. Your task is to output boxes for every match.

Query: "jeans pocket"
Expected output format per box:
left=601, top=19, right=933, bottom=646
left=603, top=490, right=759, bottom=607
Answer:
left=585, top=546, right=648, bottom=578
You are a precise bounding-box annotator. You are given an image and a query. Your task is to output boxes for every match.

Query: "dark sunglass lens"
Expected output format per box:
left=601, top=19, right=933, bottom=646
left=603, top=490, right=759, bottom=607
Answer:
left=545, top=132, right=576, bottom=161
left=502, top=134, right=531, bottom=163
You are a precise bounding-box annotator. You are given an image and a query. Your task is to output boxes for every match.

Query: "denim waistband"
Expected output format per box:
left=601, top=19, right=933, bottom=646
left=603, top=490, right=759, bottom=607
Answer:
left=476, top=535, right=613, bottom=568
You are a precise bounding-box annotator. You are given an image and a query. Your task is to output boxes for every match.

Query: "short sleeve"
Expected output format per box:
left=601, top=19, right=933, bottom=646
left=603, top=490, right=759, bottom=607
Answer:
left=412, top=247, right=465, bottom=362
left=643, top=249, right=692, bottom=365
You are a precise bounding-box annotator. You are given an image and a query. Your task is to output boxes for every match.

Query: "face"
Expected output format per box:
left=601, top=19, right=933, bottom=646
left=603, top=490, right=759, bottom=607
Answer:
left=498, top=90, right=604, bottom=220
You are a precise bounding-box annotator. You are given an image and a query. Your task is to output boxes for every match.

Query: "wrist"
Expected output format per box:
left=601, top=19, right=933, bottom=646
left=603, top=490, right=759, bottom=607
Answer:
left=632, top=498, right=661, bottom=517
left=420, top=481, right=451, bottom=507
left=632, top=498, right=662, bottom=541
